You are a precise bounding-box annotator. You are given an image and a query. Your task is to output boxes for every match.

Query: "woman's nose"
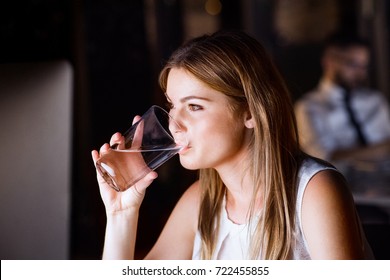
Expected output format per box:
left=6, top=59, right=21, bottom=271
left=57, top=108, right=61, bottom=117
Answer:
left=168, top=109, right=187, bottom=145
left=169, top=108, right=184, bottom=127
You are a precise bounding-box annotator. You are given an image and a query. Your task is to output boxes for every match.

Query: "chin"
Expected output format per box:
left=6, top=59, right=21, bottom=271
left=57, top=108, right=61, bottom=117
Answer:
left=178, top=156, right=206, bottom=170
left=178, top=158, right=199, bottom=170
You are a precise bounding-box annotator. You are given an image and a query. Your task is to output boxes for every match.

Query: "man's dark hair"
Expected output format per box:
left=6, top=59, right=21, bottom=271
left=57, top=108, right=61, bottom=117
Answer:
left=323, top=32, right=371, bottom=52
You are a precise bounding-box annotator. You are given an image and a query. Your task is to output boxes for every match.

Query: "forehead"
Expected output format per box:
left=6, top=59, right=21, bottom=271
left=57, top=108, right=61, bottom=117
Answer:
left=341, top=46, right=369, bottom=59
left=166, top=68, right=205, bottom=91
left=165, top=68, right=228, bottom=102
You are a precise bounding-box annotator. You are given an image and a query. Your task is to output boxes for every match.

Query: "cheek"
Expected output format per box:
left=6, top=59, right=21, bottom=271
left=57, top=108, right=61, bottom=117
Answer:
left=196, top=118, right=240, bottom=149
left=341, top=66, right=358, bottom=79
left=180, top=119, right=246, bottom=169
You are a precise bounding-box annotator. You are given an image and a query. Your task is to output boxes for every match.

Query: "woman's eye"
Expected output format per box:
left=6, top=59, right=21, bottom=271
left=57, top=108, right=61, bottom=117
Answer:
left=188, top=104, right=202, bottom=111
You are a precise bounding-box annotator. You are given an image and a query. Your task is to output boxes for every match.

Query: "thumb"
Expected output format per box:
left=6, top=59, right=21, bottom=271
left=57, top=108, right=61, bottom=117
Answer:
left=133, top=171, right=158, bottom=194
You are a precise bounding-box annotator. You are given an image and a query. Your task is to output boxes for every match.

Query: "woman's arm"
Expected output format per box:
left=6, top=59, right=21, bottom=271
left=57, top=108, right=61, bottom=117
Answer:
left=102, top=205, right=140, bottom=260
left=144, top=181, right=200, bottom=260
left=92, top=129, right=158, bottom=260
left=301, top=169, right=365, bottom=259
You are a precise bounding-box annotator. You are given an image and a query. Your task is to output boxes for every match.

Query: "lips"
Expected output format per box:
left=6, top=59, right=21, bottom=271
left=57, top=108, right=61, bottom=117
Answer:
left=178, top=145, right=190, bottom=154
left=174, top=135, right=189, bottom=154
left=174, top=137, right=188, bottom=149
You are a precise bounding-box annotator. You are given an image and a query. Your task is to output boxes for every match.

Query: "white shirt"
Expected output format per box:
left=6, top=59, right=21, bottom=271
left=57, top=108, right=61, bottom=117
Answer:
left=295, top=80, right=390, bottom=160
left=191, top=156, right=374, bottom=259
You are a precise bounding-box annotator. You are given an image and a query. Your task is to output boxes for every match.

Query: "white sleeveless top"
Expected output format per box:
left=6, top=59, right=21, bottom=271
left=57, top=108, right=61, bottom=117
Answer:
left=191, top=156, right=374, bottom=259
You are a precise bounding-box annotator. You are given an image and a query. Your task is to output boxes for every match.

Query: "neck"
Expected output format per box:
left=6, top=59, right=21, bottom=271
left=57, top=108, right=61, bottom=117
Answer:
left=215, top=154, right=262, bottom=224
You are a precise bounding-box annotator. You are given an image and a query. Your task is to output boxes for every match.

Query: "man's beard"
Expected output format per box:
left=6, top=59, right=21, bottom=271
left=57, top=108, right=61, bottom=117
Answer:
left=334, top=72, right=367, bottom=91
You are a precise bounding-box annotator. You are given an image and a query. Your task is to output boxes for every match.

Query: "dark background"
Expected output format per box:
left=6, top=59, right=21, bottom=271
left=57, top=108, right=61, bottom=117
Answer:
left=1, top=0, right=389, bottom=259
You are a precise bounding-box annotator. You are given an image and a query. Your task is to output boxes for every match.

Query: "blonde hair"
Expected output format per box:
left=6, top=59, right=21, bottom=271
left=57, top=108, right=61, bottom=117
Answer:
left=159, top=30, right=301, bottom=259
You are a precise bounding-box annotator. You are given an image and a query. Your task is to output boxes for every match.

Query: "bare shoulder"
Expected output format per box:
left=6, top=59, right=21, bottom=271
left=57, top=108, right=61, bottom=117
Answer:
left=163, top=180, right=201, bottom=232
left=171, top=180, right=201, bottom=224
left=304, top=169, right=354, bottom=206
left=180, top=180, right=201, bottom=206
left=301, top=169, right=365, bottom=259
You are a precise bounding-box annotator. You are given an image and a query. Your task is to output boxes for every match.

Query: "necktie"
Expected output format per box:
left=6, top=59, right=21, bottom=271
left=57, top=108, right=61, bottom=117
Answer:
left=343, top=89, right=367, bottom=146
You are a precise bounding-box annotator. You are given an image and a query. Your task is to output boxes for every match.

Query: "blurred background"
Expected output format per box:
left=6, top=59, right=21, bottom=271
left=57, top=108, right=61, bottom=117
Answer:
left=0, top=0, right=389, bottom=260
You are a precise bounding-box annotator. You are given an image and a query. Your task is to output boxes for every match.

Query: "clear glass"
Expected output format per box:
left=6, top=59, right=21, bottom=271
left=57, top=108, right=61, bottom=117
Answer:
left=96, top=105, right=187, bottom=192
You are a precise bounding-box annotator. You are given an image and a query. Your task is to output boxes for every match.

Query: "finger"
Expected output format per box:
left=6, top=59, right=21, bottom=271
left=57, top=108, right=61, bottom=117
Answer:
left=132, top=115, right=142, bottom=125
left=91, top=150, right=99, bottom=166
left=99, top=143, right=110, bottom=154
left=145, top=171, right=158, bottom=181
left=133, top=171, right=158, bottom=194
left=118, top=135, right=126, bottom=150
left=109, top=132, right=122, bottom=147
left=110, top=133, right=125, bottom=150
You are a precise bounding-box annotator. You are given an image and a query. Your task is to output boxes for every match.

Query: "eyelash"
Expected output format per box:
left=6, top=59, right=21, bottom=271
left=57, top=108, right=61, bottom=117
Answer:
left=165, top=102, right=203, bottom=112
left=188, top=104, right=202, bottom=111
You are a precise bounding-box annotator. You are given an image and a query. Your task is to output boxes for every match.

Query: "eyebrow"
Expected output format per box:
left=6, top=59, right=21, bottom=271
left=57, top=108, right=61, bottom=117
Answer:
left=179, top=95, right=212, bottom=103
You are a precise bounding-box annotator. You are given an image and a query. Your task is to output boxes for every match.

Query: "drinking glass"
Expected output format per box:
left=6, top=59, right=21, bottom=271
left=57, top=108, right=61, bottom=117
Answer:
left=96, top=105, right=187, bottom=192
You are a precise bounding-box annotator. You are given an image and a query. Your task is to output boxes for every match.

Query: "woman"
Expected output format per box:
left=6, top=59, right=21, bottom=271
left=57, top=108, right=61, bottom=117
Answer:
left=92, top=30, right=373, bottom=259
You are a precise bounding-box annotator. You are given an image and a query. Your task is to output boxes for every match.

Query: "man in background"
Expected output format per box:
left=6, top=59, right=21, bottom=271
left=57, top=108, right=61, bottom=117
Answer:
left=295, top=33, right=390, bottom=162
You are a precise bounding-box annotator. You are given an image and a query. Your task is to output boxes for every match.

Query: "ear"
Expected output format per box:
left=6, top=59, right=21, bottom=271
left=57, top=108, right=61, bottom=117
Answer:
left=244, top=111, right=255, bottom=129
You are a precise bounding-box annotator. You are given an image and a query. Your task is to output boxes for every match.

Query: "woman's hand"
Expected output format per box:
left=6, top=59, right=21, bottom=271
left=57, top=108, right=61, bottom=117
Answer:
left=91, top=116, right=158, bottom=215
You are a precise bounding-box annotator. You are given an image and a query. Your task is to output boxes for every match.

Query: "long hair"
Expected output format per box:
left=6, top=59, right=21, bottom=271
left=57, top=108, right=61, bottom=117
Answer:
left=159, top=30, right=301, bottom=259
